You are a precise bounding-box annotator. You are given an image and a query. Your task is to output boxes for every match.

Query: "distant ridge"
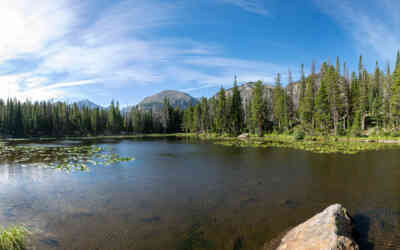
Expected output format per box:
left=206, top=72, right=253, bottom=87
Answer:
left=137, top=90, right=199, bottom=112
left=76, top=99, right=102, bottom=109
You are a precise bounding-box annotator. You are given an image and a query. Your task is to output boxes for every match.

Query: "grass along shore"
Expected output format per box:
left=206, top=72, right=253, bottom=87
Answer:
left=183, top=132, right=400, bottom=154
left=2, top=132, right=400, bottom=154
left=0, top=225, right=30, bottom=250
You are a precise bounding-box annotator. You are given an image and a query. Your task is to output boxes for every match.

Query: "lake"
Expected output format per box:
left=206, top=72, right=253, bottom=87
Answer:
left=0, top=138, right=399, bottom=249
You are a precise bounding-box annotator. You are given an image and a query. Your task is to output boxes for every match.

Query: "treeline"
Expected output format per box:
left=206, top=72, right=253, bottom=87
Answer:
left=125, top=99, right=183, bottom=134
left=0, top=99, right=184, bottom=137
left=183, top=52, right=400, bottom=137
left=3, top=52, right=400, bottom=138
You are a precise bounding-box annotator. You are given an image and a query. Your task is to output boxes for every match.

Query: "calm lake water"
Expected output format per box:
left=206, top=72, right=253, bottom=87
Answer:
left=0, top=138, right=399, bottom=250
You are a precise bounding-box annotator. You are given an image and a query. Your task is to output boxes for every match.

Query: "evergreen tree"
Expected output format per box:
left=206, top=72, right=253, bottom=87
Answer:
left=230, top=76, right=244, bottom=135
left=215, top=87, right=227, bottom=134
left=298, top=64, right=307, bottom=122
left=327, top=64, right=342, bottom=135
left=303, top=76, right=315, bottom=126
left=350, top=72, right=360, bottom=127
left=384, top=64, right=392, bottom=127
left=192, top=103, right=202, bottom=133
left=315, top=70, right=330, bottom=134
left=370, top=62, right=383, bottom=127
left=272, top=73, right=288, bottom=131
left=390, top=62, right=400, bottom=127
left=287, top=69, right=295, bottom=127
left=200, top=97, right=210, bottom=133
left=359, top=70, right=369, bottom=130
left=251, top=81, right=264, bottom=136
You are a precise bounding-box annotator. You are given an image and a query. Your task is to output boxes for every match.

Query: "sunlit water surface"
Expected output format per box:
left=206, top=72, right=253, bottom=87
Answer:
left=0, top=138, right=399, bottom=250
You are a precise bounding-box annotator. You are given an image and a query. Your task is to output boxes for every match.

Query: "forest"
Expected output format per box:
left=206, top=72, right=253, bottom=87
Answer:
left=183, top=53, right=400, bottom=137
left=0, top=98, right=183, bottom=137
left=1, top=52, right=400, bottom=138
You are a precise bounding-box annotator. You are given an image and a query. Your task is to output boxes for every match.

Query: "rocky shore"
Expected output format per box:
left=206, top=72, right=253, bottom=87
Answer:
left=264, top=204, right=359, bottom=250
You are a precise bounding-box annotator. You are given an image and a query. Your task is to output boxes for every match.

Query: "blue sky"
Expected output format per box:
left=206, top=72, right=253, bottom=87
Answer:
left=0, top=0, right=399, bottom=106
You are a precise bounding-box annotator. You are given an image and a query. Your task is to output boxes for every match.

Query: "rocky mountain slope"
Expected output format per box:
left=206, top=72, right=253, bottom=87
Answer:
left=75, top=99, right=102, bottom=109
left=138, top=90, right=199, bottom=112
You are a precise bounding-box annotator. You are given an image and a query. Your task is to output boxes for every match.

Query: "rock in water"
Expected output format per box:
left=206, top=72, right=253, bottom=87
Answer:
left=275, top=204, right=359, bottom=250
left=238, top=133, right=249, bottom=139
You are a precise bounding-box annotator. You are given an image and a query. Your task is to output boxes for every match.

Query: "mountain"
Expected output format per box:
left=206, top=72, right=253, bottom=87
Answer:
left=223, top=75, right=322, bottom=111
left=76, top=99, right=102, bottom=109
left=138, top=90, right=199, bottom=112
left=224, top=81, right=274, bottom=105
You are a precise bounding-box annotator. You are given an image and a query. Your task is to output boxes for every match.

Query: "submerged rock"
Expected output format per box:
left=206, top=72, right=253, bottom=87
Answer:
left=280, top=199, right=300, bottom=209
left=270, top=204, right=359, bottom=250
left=140, top=216, right=161, bottom=223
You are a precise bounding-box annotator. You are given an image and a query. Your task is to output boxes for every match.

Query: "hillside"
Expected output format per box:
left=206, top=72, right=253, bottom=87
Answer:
left=76, top=99, right=102, bottom=109
left=138, top=90, right=199, bottom=111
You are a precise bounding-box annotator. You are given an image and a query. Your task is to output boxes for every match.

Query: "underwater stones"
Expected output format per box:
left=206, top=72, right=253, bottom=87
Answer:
left=280, top=199, right=300, bottom=209
left=272, top=204, right=359, bottom=250
left=140, top=216, right=161, bottom=223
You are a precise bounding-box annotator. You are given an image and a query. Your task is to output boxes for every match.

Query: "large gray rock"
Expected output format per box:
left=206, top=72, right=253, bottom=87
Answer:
left=238, top=133, right=249, bottom=139
left=274, top=204, right=359, bottom=250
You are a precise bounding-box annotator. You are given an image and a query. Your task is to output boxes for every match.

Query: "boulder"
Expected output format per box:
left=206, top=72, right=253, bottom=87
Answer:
left=238, top=133, right=249, bottom=139
left=272, top=204, right=359, bottom=250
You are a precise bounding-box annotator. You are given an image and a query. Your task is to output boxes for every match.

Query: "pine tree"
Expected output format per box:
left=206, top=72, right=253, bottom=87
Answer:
left=251, top=81, right=264, bottom=136
left=215, top=87, right=227, bottom=134
left=359, top=70, right=369, bottom=130
left=287, top=69, right=295, bottom=127
left=192, top=103, right=201, bottom=133
left=272, top=73, right=288, bottom=131
left=302, top=76, right=314, bottom=127
left=384, top=64, right=392, bottom=127
left=327, top=64, right=342, bottom=135
left=350, top=72, right=360, bottom=127
left=200, top=97, right=209, bottom=133
left=298, top=64, right=306, bottom=122
left=315, top=70, right=330, bottom=134
left=183, top=105, right=193, bottom=133
left=230, top=76, right=244, bottom=135
left=370, top=61, right=383, bottom=127
left=390, top=62, right=400, bottom=127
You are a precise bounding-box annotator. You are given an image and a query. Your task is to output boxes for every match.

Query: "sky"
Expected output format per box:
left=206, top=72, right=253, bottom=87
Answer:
left=0, top=0, right=399, bottom=106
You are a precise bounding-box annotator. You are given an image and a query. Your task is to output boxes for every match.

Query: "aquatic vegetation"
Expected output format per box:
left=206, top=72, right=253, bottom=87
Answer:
left=213, top=135, right=400, bottom=154
left=0, top=144, right=134, bottom=172
left=0, top=225, right=30, bottom=250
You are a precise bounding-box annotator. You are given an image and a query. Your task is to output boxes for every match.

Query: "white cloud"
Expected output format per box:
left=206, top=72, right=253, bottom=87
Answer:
left=182, top=56, right=287, bottom=84
left=37, top=79, right=100, bottom=90
left=314, top=0, right=400, bottom=62
left=0, top=0, right=77, bottom=62
left=220, top=0, right=268, bottom=16
left=0, top=0, right=286, bottom=102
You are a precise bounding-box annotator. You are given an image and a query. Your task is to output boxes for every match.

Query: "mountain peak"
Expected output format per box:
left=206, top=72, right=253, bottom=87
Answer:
left=76, top=99, right=101, bottom=109
left=138, top=90, right=199, bottom=111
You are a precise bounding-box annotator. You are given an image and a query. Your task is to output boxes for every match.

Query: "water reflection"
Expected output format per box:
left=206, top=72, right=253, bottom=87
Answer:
left=0, top=139, right=398, bottom=249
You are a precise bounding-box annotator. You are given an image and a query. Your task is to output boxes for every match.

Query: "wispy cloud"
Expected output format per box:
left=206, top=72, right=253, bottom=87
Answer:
left=0, top=0, right=77, bottom=62
left=36, top=79, right=100, bottom=90
left=220, top=0, right=268, bottom=16
left=314, top=0, right=400, bottom=62
left=0, top=0, right=284, bottom=103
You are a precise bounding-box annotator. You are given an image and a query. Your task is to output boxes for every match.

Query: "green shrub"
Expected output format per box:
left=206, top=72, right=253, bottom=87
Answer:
left=294, top=130, right=305, bottom=141
left=368, top=127, right=379, bottom=137
left=391, top=130, right=400, bottom=137
left=351, top=127, right=361, bottom=137
left=0, top=225, right=30, bottom=250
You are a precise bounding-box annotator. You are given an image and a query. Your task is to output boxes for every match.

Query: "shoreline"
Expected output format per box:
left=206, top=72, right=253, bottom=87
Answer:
left=2, top=133, right=400, bottom=154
